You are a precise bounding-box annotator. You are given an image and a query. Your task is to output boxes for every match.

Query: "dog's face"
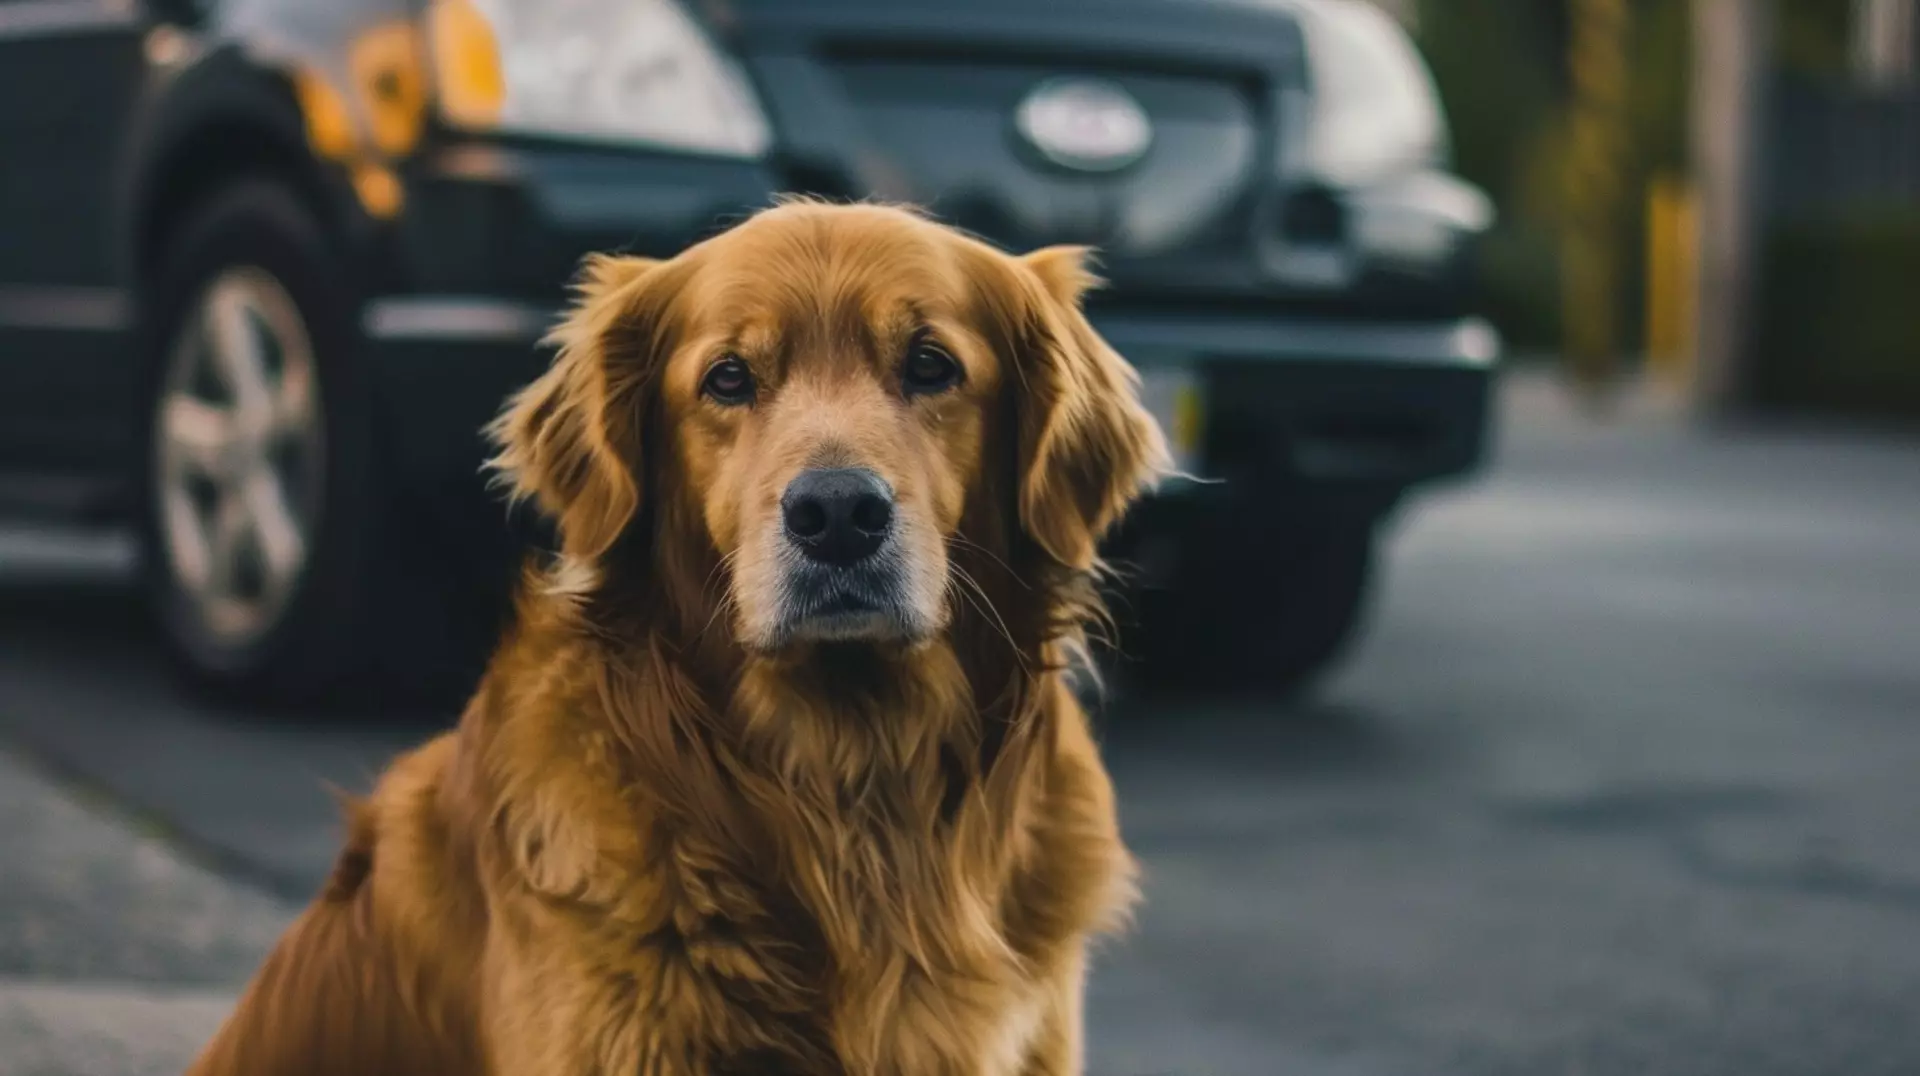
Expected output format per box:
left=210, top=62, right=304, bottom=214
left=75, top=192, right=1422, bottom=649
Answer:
left=490, top=202, right=1167, bottom=655
left=660, top=208, right=1011, bottom=649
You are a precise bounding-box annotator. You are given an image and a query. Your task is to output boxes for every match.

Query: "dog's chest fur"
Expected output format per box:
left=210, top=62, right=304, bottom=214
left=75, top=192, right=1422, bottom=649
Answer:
left=661, top=787, right=1039, bottom=1075
left=490, top=683, right=1114, bottom=1076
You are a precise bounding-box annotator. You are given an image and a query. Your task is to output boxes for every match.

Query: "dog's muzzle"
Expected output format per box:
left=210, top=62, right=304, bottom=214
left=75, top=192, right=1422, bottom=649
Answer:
left=776, top=467, right=913, bottom=642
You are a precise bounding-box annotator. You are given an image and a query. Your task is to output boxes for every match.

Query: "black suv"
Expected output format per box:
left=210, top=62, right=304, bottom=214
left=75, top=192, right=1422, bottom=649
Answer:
left=0, top=0, right=1497, bottom=703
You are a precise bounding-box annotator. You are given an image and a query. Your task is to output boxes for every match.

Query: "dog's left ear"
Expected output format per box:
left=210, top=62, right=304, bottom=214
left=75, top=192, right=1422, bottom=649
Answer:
left=1015, top=246, right=1172, bottom=571
left=486, top=254, right=664, bottom=560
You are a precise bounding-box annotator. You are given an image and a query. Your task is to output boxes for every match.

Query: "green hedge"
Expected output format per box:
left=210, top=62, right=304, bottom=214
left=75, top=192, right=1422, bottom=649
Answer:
left=1754, top=210, right=1920, bottom=421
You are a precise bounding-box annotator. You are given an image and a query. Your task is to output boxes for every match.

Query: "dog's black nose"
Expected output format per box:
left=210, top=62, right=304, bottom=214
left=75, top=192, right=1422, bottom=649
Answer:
left=782, top=468, right=894, bottom=567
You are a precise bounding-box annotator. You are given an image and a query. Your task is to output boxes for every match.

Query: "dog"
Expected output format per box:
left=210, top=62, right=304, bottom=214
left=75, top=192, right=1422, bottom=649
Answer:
left=185, top=200, right=1169, bottom=1076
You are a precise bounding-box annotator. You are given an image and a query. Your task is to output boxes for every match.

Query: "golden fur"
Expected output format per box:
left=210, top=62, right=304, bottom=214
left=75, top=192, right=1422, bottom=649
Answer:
left=185, top=201, right=1169, bottom=1076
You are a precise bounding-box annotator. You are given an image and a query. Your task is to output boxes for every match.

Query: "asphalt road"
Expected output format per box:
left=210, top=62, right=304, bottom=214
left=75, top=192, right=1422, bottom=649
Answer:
left=3, top=374, right=1920, bottom=1076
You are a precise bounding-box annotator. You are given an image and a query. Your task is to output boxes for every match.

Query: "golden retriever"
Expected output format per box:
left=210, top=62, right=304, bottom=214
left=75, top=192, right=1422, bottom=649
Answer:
left=185, top=199, right=1169, bottom=1076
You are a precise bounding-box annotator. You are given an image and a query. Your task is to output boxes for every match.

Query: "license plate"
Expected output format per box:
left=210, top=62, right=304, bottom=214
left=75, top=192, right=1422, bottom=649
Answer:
left=1136, top=365, right=1204, bottom=478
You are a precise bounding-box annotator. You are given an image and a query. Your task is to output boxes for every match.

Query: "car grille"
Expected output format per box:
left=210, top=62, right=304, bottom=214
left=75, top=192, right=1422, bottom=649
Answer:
left=823, top=57, right=1268, bottom=273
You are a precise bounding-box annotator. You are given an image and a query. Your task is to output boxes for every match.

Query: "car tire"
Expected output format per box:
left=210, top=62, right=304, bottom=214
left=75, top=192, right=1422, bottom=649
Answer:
left=133, top=180, right=385, bottom=706
left=1125, top=508, right=1379, bottom=699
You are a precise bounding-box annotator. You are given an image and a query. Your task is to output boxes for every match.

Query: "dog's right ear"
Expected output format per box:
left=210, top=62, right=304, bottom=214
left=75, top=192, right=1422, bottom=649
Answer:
left=486, top=254, right=664, bottom=560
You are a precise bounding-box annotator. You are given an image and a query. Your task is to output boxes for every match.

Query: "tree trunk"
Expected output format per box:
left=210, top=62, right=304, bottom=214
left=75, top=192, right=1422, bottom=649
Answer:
left=1690, top=0, right=1774, bottom=414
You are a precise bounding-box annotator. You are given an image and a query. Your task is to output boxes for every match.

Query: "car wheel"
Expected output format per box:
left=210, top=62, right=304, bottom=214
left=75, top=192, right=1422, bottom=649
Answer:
left=136, top=180, right=381, bottom=705
left=1126, top=509, right=1379, bottom=699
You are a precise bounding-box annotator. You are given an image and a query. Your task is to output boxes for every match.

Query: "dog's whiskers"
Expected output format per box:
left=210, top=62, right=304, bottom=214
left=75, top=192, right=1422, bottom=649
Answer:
left=694, top=552, right=743, bottom=643
left=945, top=535, right=1028, bottom=590
left=947, top=564, right=1026, bottom=673
left=700, top=549, right=741, bottom=604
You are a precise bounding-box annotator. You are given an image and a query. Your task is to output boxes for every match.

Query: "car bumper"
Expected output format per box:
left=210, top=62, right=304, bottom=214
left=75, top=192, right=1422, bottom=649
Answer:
left=1092, top=311, right=1499, bottom=498
left=362, top=299, right=1497, bottom=502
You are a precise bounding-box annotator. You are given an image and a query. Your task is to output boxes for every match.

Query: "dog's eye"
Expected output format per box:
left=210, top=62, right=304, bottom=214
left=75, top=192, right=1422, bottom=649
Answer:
left=902, top=340, right=962, bottom=396
left=701, top=356, right=756, bottom=406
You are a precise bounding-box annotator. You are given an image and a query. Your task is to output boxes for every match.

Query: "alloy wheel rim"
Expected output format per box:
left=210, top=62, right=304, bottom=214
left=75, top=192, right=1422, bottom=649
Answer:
left=155, top=267, right=324, bottom=649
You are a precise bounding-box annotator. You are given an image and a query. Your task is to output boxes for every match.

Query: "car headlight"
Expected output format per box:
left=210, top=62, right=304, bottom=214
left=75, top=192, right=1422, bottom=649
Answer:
left=1291, top=0, right=1447, bottom=186
left=428, top=0, right=771, bottom=159
left=1259, top=1, right=1492, bottom=285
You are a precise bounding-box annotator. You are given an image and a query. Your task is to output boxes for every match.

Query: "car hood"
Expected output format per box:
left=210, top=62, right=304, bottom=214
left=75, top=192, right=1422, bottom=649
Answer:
left=710, top=0, right=1307, bottom=72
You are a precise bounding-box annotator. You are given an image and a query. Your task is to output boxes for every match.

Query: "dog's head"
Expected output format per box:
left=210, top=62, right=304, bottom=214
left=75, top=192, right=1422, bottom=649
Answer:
left=489, top=201, right=1167, bottom=656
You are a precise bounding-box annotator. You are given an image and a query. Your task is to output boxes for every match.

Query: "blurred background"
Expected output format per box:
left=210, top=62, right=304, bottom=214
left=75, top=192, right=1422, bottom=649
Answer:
left=1, top=1, right=1918, bottom=1074
left=1421, top=0, right=1920, bottom=419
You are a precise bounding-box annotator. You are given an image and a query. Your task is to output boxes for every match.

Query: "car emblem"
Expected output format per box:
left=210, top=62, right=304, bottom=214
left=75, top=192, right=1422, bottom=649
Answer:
left=1014, top=77, right=1153, bottom=173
